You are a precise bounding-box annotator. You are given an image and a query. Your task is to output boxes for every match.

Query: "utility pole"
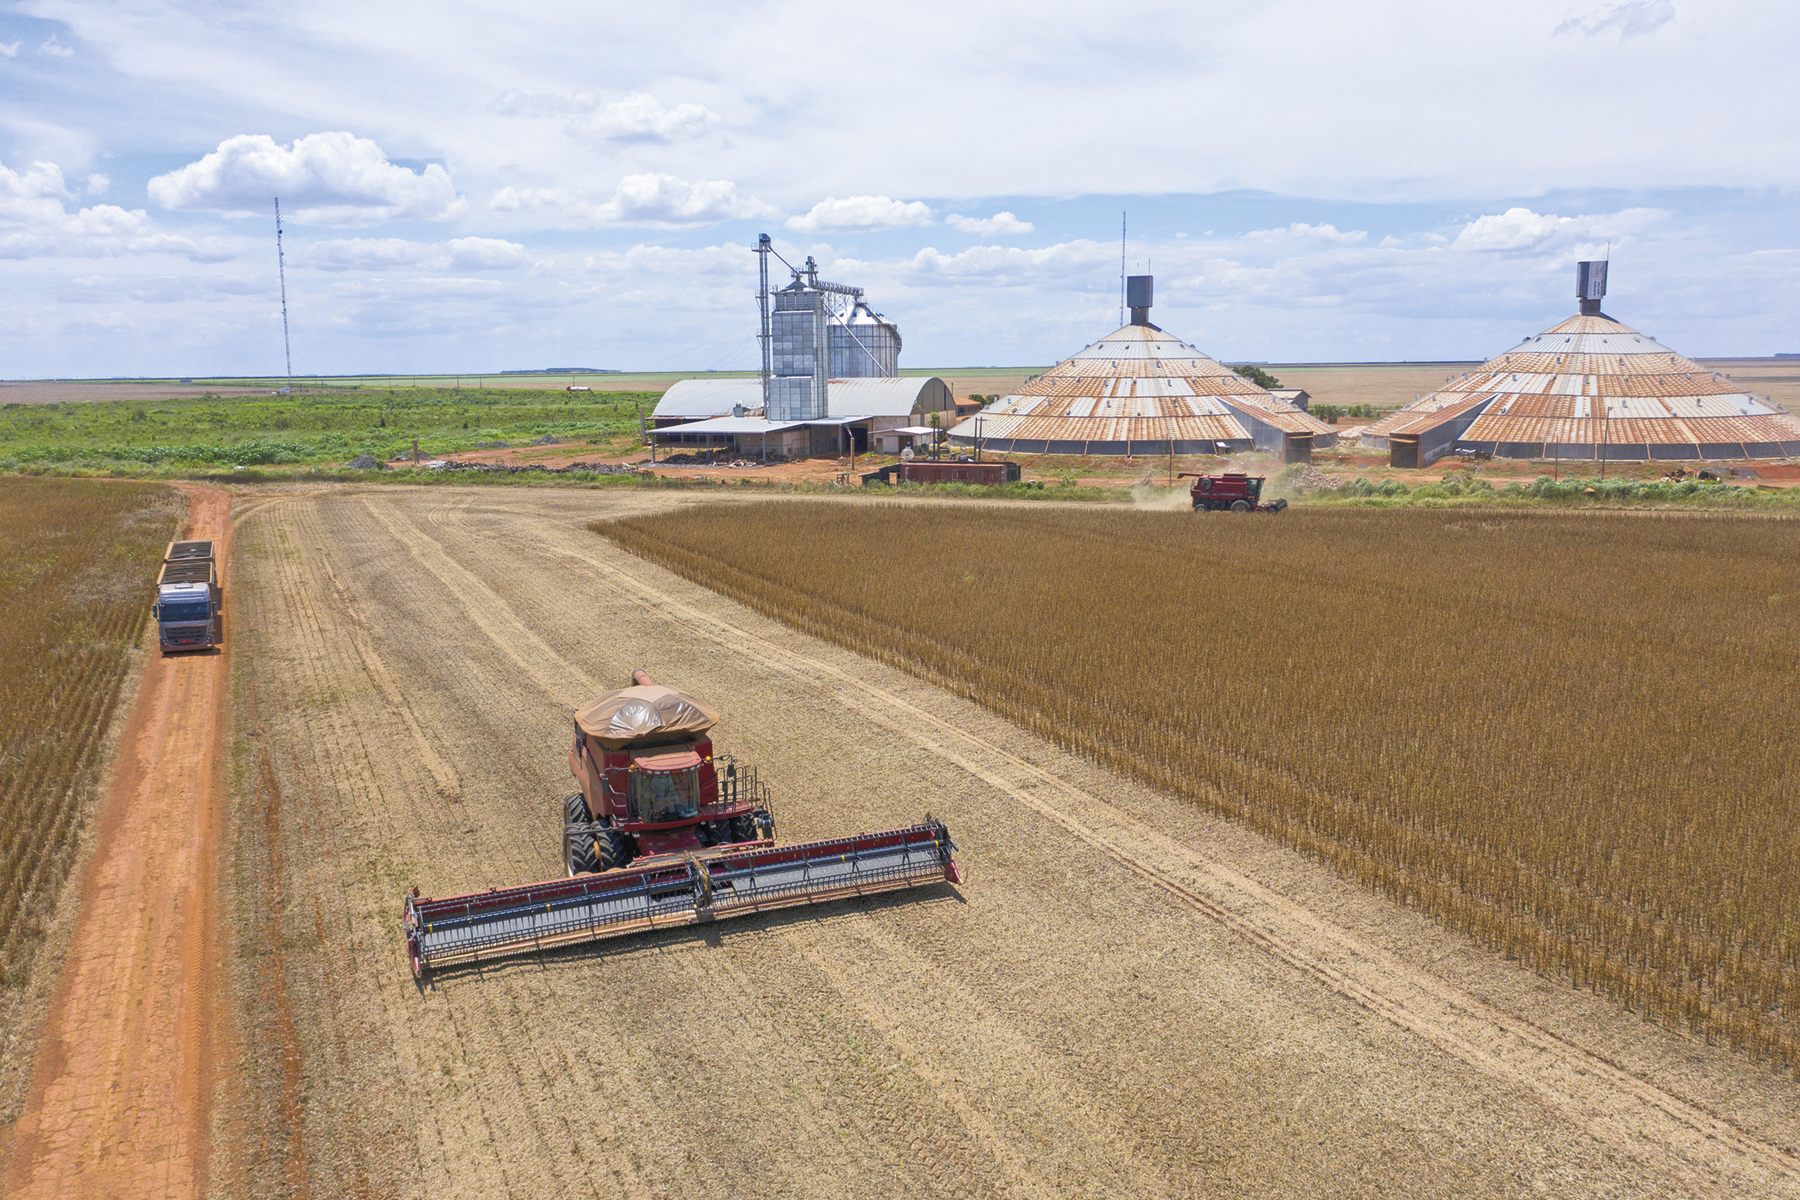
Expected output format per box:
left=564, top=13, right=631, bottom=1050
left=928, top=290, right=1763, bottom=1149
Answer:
left=275, top=198, right=293, bottom=379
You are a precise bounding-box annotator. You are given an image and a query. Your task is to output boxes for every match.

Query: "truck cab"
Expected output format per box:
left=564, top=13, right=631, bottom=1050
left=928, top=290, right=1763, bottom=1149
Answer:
left=155, top=581, right=218, bottom=653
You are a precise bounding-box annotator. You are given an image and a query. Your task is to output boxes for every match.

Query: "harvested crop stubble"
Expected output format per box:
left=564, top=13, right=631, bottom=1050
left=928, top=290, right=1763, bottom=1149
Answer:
left=601, top=502, right=1800, bottom=1071
left=0, top=478, right=182, bottom=986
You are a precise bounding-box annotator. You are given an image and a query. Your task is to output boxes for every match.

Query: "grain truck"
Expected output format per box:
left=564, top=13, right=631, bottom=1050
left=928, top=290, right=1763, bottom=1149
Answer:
left=153, top=540, right=222, bottom=653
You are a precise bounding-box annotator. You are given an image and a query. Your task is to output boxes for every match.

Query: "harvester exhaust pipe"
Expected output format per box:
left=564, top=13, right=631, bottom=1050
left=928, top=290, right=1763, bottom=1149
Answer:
left=631, top=668, right=654, bottom=687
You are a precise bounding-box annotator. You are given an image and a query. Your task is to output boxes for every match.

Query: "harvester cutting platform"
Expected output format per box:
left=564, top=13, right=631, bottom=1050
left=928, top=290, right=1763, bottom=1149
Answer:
left=403, top=671, right=960, bottom=977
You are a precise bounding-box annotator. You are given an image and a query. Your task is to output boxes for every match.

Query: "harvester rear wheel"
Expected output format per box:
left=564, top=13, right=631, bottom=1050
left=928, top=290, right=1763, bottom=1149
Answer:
left=594, top=828, right=632, bottom=872
left=564, top=826, right=599, bottom=875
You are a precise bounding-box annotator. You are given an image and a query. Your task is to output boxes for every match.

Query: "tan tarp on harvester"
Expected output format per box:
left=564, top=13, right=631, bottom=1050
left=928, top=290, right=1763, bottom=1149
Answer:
left=574, top=685, right=720, bottom=749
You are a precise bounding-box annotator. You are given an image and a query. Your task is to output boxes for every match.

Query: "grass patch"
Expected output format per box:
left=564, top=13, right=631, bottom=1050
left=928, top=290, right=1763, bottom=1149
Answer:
left=0, top=385, right=658, bottom=472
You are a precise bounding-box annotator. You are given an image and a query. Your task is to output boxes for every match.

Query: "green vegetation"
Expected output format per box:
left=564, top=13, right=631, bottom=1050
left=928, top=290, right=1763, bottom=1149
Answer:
left=1289, top=468, right=1800, bottom=508
left=1310, top=403, right=1377, bottom=422
left=1230, top=364, right=1282, bottom=389
left=601, top=502, right=1800, bottom=1073
left=0, top=386, right=658, bottom=473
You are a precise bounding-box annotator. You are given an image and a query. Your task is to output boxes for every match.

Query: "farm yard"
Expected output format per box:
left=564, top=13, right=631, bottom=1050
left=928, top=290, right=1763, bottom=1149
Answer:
left=4, top=483, right=1800, bottom=1198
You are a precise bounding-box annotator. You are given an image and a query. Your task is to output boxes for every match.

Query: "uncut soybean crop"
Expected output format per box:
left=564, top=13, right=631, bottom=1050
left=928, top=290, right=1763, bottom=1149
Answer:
left=601, top=502, right=1800, bottom=1071
left=0, top=478, right=182, bottom=987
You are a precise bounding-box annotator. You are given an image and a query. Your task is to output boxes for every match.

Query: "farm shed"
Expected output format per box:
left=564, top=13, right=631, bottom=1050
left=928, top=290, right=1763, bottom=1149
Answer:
left=1362, top=262, right=1800, bottom=467
left=652, top=377, right=954, bottom=458
left=945, top=275, right=1333, bottom=461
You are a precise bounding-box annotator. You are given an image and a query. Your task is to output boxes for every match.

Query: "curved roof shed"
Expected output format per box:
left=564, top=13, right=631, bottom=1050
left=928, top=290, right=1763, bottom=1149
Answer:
left=653, top=376, right=952, bottom=423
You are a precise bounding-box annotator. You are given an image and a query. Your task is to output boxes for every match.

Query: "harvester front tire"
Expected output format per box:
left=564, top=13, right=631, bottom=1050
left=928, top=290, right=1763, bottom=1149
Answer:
left=562, top=791, right=589, bottom=824
left=1230, top=500, right=1252, bottom=513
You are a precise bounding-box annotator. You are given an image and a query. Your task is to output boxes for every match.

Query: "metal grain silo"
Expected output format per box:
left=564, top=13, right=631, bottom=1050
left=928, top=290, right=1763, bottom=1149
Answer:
left=831, top=299, right=901, bottom=378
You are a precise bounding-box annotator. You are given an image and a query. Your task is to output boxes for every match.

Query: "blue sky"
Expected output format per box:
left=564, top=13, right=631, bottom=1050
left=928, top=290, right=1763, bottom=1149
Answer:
left=1, top=0, right=1796, bottom=376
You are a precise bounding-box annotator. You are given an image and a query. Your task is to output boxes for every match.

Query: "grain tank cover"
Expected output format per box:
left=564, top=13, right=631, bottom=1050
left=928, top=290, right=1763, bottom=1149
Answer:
left=575, top=685, right=720, bottom=748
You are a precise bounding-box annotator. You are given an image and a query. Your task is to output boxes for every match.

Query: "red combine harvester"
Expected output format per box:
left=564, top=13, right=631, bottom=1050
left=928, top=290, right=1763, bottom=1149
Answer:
left=1179, top=472, right=1288, bottom=513
left=402, top=671, right=960, bottom=977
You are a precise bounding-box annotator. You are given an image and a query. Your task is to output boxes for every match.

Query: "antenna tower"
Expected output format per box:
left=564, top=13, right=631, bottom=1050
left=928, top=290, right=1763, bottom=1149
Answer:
left=275, top=198, right=293, bottom=378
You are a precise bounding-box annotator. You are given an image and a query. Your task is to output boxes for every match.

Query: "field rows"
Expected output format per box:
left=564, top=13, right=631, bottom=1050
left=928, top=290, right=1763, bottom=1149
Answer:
left=602, top=501, right=1800, bottom=1073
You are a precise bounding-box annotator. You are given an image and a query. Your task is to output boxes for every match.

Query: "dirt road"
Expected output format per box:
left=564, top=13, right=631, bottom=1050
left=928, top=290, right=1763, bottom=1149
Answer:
left=1, top=486, right=231, bottom=1199
left=221, top=485, right=1799, bottom=1199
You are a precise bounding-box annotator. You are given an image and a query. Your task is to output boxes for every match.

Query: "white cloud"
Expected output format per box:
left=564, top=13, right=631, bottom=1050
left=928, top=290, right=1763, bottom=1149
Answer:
left=38, top=35, right=73, bottom=58
left=302, top=236, right=533, bottom=272
left=884, top=240, right=1112, bottom=287
left=567, top=93, right=720, bottom=145
left=0, top=41, right=20, bottom=58
left=579, top=242, right=753, bottom=276
left=946, top=211, right=1034, bottom=236
left=85, top=173, right=109, bottom=196
left=1555, top=1, right=1676, bottom=39
left=1246, top=222, right=1368, bottom=245
left=491, top=173, right=771, bottom=228
left=1452, top=206, right=1667, bottom=252
left=491, top=89, right=720, bottom=146
left=786, top=195, right=933, bottom=233
left=147, top=132, right=462, bottom=225
left=0, top=157, right=232, bottom=261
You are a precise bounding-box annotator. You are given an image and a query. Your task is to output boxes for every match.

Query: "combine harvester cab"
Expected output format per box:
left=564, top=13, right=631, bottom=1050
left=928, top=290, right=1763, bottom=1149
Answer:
left=403, top=671, right=961, bottom=979
left=1178, top=472, right=1288, bottom=513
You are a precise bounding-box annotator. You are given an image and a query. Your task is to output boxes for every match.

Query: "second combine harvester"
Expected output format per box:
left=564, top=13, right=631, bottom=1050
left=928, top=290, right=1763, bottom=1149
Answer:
left=403, top=671, right=960, bottom=977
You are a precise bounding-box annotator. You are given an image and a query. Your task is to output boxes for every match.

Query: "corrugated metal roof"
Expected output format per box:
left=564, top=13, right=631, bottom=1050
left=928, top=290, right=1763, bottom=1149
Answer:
left=947, top=321, right=1329, bottom=452
left=658, top=415, right=806, bottom=434
left=1368, top=307, right=1799, bottom=457
left=654, top=379, right=764, bottom=418
left=654, top=376, right=948, bottom=420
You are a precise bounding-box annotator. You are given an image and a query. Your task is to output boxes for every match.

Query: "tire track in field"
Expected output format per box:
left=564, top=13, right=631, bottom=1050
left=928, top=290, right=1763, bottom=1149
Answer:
left=276, top=496, right=616, bottom=1200
left=245, top=494, right=751, bottom=1200
left=357, top=495, right=1168, bottom=1197
left=445, top=499, right=1800, bottom=1194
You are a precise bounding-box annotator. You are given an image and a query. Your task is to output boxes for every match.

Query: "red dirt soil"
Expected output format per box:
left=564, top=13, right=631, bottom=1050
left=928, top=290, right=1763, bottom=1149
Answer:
left=0, top=485, right=233, bottom=1200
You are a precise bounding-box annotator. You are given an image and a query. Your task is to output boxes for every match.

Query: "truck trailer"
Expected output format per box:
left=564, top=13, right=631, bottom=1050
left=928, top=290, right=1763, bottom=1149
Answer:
left=153, top=540, right=222, bottom=653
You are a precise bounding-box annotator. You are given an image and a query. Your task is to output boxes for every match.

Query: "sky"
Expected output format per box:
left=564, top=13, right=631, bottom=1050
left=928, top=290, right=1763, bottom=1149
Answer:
left=1, top=0, right=1796, bottom=377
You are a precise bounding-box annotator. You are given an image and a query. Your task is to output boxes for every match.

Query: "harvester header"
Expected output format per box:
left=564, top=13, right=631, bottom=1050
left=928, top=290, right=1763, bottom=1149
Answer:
left=402, top=670, right=961, bottom=978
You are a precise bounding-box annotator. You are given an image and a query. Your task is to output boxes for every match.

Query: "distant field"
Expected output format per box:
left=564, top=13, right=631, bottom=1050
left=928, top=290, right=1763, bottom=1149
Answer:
left=604, top=502, right=1800, bottom=1073
left=0, top=478, right=182, bottom=986
left=0, top=385, right=658, bottom=471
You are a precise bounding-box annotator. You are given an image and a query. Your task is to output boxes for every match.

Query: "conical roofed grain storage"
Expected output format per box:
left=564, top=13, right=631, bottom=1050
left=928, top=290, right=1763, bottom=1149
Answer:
left=1362, top=262, right=1800, bottom=467
left=946, top=275, right=1336, bottom=462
